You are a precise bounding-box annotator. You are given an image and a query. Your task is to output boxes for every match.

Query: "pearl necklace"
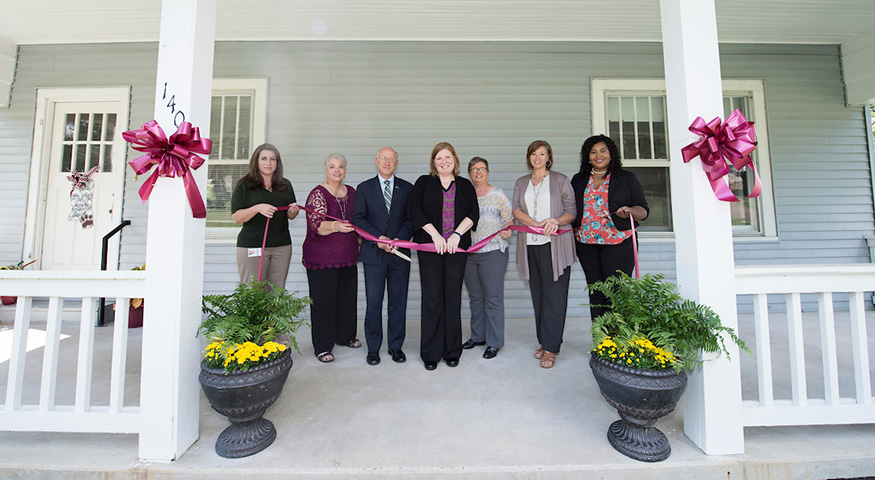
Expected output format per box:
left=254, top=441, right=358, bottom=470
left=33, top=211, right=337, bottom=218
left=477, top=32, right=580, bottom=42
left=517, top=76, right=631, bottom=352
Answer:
left=592, top=168, right=608, bottom=176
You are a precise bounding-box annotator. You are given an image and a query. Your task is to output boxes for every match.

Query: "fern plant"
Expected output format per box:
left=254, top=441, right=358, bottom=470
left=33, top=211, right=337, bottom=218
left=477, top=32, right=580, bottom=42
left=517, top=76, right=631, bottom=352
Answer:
left=200, top=280, right=312, bottom=357
left=589, top=273, right=749, bottom=373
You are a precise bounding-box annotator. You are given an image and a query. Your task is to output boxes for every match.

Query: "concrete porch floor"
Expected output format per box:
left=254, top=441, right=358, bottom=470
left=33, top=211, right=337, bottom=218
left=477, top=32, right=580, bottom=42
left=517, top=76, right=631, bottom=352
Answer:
left=0, top=311, right=874, bottom=479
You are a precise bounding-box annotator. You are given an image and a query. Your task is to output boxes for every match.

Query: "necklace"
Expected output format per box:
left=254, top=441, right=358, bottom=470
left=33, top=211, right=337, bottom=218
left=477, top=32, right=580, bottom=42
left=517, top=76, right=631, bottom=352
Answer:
left=336, top=195, right=347, bottom=220
left=531, top=175, right=546, bottom=222
left=592, top=168, right=608, bottom=176
left=325, top=182, right=347, bottom=220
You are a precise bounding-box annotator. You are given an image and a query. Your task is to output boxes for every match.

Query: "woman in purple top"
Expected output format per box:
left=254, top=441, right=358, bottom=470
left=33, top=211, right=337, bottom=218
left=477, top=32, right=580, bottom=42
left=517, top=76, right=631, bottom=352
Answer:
left=410, top=142, right=479, bottom=371
left=302, top=153, right=359, bottom=363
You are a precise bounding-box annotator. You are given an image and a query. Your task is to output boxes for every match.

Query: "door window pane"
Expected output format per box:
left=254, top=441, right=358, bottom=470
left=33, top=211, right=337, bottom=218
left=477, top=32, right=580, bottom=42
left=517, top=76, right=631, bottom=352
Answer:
left=59, top=111, right=118, bottom=173
left=76, top=145, right=86, bottom=172
left=77, top=114, right=89, bottom=141
left=62, top=145, right=72, bottom=172
left=91, top=113, right=103, bottom=141
left=65, top=114, right=75, bottom=141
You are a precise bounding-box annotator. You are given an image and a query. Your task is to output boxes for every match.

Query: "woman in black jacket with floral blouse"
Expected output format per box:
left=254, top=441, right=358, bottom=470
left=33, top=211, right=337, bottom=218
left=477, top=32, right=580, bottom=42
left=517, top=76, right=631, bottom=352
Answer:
left=571, top=134, right=649, bottom=321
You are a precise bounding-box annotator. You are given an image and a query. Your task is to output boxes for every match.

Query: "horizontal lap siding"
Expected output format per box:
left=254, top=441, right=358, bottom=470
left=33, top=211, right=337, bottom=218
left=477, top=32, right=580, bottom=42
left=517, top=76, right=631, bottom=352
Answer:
left=0, top=43, right=156, bottom=268
left=721, top=45, right=873, bottom=270
left=1, top=42, right=871, bottom=322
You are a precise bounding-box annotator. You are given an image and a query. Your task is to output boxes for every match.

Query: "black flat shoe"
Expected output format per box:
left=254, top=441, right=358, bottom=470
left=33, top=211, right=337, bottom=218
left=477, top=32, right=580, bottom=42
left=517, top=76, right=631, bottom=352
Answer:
left=366, top=351, right=380, bottom=365
left=445, top=358, right=459, bottom=367
left=462, top=339, right=485, bottom=349
left=483, top=347, right=500, bottom=359
left=388, top=349, right=406, bottom=363
left=424, top=361, right=438, bottom=371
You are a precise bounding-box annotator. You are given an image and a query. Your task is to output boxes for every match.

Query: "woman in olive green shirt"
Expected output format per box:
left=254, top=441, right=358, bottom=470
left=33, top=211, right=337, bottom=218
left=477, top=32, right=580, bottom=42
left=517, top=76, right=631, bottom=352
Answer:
left=231, top=143, right=300, bottom=288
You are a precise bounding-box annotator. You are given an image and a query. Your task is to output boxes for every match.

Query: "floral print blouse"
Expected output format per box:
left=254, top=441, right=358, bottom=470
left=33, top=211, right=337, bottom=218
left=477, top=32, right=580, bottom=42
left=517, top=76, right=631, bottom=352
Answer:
left=575, top=174, right=628, bottom=245
left=469, top=186, right=513, bottom=253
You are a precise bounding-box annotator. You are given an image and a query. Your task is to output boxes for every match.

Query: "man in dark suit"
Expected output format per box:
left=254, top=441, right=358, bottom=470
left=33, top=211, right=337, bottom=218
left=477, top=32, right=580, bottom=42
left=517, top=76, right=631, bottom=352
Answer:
left=352, top=147, right=413, bottom=366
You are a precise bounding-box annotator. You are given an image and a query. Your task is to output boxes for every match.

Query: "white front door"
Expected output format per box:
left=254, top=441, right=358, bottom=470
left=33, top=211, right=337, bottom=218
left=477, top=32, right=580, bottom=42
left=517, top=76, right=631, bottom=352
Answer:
left=38, top=98, right=127, bottom=270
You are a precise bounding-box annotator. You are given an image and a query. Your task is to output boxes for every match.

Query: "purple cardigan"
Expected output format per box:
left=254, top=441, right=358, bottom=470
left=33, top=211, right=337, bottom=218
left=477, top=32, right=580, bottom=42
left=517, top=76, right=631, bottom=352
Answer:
left=302, top=184, right=359, bottom=270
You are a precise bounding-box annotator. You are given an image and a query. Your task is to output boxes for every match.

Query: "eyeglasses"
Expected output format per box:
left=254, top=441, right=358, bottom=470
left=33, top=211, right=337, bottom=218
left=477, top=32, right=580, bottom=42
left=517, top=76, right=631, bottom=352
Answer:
left=378, top=156, right=398, bottom=163
left=469, top=167, right=488, bottom=173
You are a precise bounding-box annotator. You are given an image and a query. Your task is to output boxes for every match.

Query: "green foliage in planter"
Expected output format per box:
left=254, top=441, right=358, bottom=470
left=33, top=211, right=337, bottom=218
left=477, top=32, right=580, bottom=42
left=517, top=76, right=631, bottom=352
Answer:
left=200, top=280, right=312, bottom=354
left=590, top=273, right=749, bottom=372
left=1, top=260, right=37, bottom=270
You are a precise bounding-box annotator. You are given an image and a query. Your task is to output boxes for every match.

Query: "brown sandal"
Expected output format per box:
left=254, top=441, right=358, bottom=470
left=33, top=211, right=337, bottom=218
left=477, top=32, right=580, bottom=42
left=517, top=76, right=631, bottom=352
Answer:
left=540, top=351, right=556, bottom=369
left=534, top=347, right=545, bottom=359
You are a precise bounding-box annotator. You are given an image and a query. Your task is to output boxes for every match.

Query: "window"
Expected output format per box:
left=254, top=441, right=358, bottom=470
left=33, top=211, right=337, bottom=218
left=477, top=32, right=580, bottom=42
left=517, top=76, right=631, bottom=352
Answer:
left=61, top=112, right=117, bottom=174
left=592, top=79, right=776, bottom=238
left=206, top=79, right=267, bottom=239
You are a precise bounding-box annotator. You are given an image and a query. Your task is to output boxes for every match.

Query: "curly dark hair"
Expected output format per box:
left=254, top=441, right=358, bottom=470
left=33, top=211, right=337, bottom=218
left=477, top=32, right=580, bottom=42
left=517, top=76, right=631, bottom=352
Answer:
left=579, top=134, right=622, bottom=177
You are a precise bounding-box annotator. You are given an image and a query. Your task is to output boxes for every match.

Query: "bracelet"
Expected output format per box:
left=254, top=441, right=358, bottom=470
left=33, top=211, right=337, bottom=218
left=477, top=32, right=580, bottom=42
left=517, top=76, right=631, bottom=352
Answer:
left=332, top=221, right=337, bottom=232
left=452, top=231, right=462, bottom=238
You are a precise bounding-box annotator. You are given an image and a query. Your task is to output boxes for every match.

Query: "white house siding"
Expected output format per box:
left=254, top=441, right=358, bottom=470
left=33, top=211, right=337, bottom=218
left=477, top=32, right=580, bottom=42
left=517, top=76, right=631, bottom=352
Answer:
left=0, top=41, right=871, bottom=322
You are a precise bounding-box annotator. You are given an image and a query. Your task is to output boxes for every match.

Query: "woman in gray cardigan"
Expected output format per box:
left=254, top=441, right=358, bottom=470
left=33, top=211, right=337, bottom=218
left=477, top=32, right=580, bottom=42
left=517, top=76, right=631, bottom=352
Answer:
left=512, top=140, right=576, bottom=369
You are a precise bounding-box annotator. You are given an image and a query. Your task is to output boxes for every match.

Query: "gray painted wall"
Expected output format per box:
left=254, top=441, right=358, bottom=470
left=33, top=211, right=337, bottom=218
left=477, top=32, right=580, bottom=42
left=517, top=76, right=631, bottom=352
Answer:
left=1, top=41, right=872, bottom=322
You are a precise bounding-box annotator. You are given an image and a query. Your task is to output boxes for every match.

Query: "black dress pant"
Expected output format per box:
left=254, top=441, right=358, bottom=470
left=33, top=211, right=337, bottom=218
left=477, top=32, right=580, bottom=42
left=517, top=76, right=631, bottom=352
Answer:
left=307, top=265, right=358, bottom=355
left=418, top=251, right=467, bottom=363
left=576, top=238, right=635, bottom=321
left=526, top=243, right=571, bottom=354
left=363, top=255, right=410, bottom=352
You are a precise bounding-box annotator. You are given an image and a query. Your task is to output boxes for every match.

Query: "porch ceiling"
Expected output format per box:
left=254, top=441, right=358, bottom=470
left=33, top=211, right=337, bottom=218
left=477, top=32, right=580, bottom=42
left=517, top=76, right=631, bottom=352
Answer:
left=1, top=0, right=873, bottom=46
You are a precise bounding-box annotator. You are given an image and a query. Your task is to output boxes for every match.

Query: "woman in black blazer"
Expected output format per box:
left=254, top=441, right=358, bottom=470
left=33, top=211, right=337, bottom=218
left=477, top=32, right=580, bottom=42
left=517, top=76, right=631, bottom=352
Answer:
left=571, top=135, right=649, bottom=321
left=410, top=142, right=479, bottom=371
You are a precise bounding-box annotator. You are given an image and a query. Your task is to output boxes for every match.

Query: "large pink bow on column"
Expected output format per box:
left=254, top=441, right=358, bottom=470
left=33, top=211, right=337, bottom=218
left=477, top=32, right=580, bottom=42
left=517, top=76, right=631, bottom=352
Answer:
left=680, top=109, right=761, bottom=202
left=122, top=120, right=212, bottom=218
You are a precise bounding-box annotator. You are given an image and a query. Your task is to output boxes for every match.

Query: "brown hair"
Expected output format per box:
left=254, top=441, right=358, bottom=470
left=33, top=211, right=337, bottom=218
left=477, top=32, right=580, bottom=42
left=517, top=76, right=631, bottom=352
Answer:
left=242, top=143, right=287, bottom=191
left=526, top=140, right=553, bottom=171
left=429, top=142, right=460, bottom=177
left=468, top=156, right=489, bottom=172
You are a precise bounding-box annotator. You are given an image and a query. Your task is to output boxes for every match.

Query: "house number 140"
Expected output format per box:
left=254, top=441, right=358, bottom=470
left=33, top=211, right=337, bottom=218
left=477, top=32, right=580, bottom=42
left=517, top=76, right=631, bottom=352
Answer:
left=162, top=82, right=186, bottom=127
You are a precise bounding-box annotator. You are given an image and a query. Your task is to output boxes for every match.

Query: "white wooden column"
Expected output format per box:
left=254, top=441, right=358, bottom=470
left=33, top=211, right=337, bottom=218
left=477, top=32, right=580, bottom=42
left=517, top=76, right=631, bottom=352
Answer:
left=138, top=0, right=216, bottom=461
left=660, top=0, right=744, bottom=455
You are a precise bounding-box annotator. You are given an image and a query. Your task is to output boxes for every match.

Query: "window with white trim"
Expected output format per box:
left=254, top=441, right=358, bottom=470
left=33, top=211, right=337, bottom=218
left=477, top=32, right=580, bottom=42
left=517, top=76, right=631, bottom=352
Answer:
left=206, top=79, right=267, bottom=237
left=592, top=79, right=776, bottom=238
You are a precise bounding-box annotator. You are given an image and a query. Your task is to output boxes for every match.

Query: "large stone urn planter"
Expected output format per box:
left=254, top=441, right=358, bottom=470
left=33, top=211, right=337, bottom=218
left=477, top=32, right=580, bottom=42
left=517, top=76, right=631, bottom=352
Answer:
left=199, top=349, right=293, bottom=458
left=589, top=352, right=688, bottom=462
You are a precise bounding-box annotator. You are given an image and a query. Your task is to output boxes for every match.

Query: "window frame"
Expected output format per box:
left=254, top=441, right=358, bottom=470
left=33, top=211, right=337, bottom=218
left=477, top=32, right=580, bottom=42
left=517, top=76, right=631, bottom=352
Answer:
left=205, top=78, right=268, bottom=243
left=591, top=78, right=777, bottom=240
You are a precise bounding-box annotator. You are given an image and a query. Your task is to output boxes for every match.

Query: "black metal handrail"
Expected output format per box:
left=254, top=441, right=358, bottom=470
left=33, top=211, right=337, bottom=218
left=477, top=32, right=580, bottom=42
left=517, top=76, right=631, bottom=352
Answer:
left=97, top=220, right=132, bottom=327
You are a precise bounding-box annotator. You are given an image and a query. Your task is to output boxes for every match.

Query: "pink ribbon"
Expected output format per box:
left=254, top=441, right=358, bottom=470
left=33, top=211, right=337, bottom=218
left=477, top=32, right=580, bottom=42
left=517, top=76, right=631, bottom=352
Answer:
left=680, top=109, right=761, bottom=202
left=256, top=204, right=572, bottom=280
left=296, top=205, right=570, bottom=253
left=122, top=120, right=212, bottom=218
left=626, top=213, right=640, bottom=280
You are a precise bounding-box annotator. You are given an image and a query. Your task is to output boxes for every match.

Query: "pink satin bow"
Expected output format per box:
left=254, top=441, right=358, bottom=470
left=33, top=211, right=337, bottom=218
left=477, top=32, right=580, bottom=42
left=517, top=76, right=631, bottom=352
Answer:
left=122, top=120, right=212, bottom=218
left=680, top=109, right=761, bottom=202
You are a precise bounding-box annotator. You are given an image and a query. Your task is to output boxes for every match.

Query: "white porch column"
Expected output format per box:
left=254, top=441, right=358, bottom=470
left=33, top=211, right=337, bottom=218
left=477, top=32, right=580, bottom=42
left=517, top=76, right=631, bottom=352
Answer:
left=138, top=0, right=216, bottom=461
left=660, top=0, right=744, bottom=454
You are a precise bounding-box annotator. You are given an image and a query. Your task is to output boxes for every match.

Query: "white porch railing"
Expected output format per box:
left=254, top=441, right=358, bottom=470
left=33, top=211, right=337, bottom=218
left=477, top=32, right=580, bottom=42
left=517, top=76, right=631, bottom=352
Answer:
left=735, top=264, right=875, bottom=427
left=2, top=266, right=874, bottom=455
left=0, top=271, right=145, bottom=433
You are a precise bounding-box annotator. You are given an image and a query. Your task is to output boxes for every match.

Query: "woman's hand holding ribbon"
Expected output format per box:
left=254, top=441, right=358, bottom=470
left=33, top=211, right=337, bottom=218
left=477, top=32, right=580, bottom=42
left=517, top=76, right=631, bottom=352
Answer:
left=257, top=203, right=278, bottom=218
left=540, top=217, right=560, bottom=236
